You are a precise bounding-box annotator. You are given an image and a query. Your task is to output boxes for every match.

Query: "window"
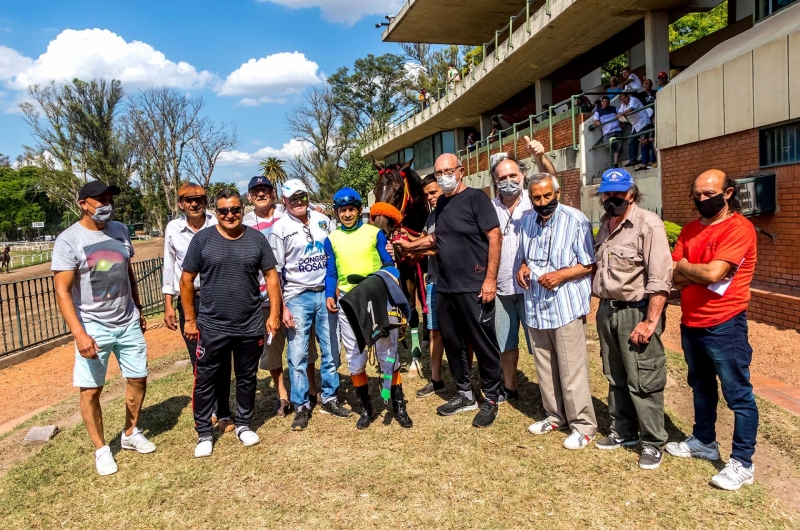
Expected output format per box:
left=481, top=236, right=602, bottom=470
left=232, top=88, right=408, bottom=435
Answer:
left=404, top=148, right=414, bottom=168
left=385, top=152, right=399, bottom=166
left=433, top=133, right=443, bottom=160
left=757, top=0, right=798, bottom=20
left=760, top=122, right=800, bottom=167
left=414, top=136, right=434, bottom=169
left=441, top=130, right=456, bottom=154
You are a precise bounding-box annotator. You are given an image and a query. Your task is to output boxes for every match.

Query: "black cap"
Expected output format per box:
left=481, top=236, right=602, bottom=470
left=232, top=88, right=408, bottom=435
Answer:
left=78, top=181, right=121, bottom=201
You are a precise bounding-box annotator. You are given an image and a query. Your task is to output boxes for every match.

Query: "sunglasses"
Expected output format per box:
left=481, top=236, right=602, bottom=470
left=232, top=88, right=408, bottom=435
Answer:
left=289, top=194, right=309, bottom=204
left=216, top=206, right=243, bottom=216
left=179, top=195, right=206, bottom=204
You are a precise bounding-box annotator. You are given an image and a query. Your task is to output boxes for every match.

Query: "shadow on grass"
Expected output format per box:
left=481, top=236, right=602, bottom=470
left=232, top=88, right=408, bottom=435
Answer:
left=108, top=394, right=191, bottom=454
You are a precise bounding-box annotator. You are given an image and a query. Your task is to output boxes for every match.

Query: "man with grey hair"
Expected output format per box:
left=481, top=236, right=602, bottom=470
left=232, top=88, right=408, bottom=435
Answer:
left=394, top=153, right=503, bottom=428
left=517, top=171, right=597, bottom=449
left=491, top=136, right=555, bottom=403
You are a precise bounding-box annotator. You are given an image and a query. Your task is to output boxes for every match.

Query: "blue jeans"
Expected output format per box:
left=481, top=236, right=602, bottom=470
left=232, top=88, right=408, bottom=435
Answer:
left=628, top=126, right=654, bottom=166
left=285, top=289, right=340, bottom=409
left=681, top=311, right=759, bottom=466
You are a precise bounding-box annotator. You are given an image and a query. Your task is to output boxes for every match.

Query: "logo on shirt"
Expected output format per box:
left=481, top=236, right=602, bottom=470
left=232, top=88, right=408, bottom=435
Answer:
left=83, top=239, right=130, bottom=302
left=299, top=254, right=326, bottom=272
left=304, top=241, right=325, bottom=255
left=475, top=264, right=486, bottom=273
left=318, top=220, right=328, bottom=232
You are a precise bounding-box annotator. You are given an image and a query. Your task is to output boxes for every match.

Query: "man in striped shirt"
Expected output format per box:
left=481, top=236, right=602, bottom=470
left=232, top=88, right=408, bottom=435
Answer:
left=517, top=173, right=597, bottom=450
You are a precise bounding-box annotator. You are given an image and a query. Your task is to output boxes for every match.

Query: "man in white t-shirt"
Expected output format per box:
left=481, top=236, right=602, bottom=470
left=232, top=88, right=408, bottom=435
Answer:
left=618, top=92, right=654, bottom=171
left=593, top=96, right=623, bottom=167
left=269, top=180, right=351, bottom=431
left=242, top=176, right=319, bottom=417
left=620, top=66, right=643, bottom=91
left=52, top=180, right=155, bottom=476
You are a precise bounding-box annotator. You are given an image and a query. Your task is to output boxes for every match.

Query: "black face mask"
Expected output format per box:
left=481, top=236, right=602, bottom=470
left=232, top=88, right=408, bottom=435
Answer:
left=533, top=197, right=558, bottom=218
left=603, top=196, right=630, bottom=217
left=694, top=193, right=726, bottom=219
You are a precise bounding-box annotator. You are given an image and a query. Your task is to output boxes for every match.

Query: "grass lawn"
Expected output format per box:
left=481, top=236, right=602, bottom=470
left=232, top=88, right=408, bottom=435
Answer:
left=4, top=248, right=53, bottom=271
left=0, top=327, right=798, bottom=529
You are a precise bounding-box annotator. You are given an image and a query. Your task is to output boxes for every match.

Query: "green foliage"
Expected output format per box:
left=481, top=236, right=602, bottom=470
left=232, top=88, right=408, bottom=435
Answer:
left=205, top=182, right=240, bottom=203
left=0, top=166, right=64, bottom=240
left=258, top=156, right=288, bottom=186
left=669, top=1, right=728, bottom=51
left=601, top=53, right=628, bottom=85
left=664, top=220, right=682, bottom=250
left=338, top=141, right=378, bottom=200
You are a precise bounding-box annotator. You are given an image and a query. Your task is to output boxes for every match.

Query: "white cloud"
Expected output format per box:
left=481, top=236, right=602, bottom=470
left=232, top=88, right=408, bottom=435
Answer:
left=0, top=45, right=33, bottom=81
left=218, top=52, right=323, bottom=106
left=7, top=29, right=217, bottom=91
left=259, top=0, right=404, bottom=24
left=251, top=140, right=262, bottom=146
left=217, top=139, right=308, bottom=165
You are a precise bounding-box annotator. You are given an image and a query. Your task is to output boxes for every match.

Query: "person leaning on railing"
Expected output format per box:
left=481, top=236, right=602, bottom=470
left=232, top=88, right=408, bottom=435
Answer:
left=592, top=96, right=623, bottom=168
left=617, top=92, right=654, bottom=172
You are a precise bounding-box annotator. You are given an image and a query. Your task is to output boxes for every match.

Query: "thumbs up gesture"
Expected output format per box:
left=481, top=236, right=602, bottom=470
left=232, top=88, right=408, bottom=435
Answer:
left=524, top=135, right=545, bottom=158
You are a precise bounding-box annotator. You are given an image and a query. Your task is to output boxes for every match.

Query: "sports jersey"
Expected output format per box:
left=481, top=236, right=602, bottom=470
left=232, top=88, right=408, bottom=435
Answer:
left=268, top=210, right=332, bottom=302
left=324, top=220, right=394, bottom=299
left=243, top=207, right=284, bottom=306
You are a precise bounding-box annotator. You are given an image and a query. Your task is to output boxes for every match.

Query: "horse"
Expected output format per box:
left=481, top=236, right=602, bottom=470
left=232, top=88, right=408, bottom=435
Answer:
left=369, top=157, right=429, bottom=332
left=0, top=246, right=10, bottom=273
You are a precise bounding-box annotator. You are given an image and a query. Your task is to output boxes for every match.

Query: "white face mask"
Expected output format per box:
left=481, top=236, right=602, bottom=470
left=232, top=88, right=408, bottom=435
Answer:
left=437, top=173, right=459, bottom=194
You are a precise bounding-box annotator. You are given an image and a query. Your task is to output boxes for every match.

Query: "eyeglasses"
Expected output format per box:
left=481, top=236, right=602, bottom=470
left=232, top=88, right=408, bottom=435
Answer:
left=289, top=194, right=309, bottom=204
left=179, top=195, right=206, bottom=204
left=216, top=206, right=242, bottom=216
left=434, top=167, right=461, bottom=178
left=303, top=225, right=314, bottom=243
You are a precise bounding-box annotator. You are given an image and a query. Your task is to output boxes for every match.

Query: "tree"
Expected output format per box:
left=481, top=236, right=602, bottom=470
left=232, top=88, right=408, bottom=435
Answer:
left=670, top=1, right=728, bottom=51
left=338, top=139, right=379, bottom=199
left=20, top=81, right=80, bottom=174
left=206, top=181, right=240, bottom=202
left=185, top=119, right=238, bottom=188
left=258, top=156, right=289, bottom=186
left=0, top=166, right=61, bottom=240
left=0, top=153, right=10, bottom=167
left=601, top=53, right=628, bottom=85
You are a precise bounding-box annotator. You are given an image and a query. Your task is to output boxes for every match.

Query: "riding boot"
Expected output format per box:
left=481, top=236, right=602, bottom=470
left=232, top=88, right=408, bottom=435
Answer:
left=391, top=384, right=413, bottom=428
left=355, top=384, right=373, bottom=430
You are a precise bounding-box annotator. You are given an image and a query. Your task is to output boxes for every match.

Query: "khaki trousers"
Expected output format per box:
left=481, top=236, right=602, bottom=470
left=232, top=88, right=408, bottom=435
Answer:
left=527, top=317, right=597, bottom=436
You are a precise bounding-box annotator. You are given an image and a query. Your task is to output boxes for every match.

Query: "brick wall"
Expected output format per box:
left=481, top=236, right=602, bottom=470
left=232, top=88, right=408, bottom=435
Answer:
left=660, top=129, right=800, bottom=331
left=559, top=168, right=581, bottom=209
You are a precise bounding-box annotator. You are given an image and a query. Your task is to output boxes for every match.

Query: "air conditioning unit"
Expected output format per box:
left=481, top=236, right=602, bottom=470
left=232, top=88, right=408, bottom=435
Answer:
left=737, top=173, right=776, bottom=217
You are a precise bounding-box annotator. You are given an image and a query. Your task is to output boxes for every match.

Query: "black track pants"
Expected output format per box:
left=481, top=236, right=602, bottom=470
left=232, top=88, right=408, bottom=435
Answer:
left=436, top=291, right=502, bottom=402
left=193, top=325, right=262, bottom=437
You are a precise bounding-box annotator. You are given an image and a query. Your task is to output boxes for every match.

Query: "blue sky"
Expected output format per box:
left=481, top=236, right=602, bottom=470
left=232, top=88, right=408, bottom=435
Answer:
left=0, top=0, right=404, bottom=188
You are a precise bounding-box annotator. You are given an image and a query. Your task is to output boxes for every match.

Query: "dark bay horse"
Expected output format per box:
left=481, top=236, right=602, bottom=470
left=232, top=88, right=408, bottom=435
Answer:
left=369, top=157, right=429, bottom=326
left=1, top=246, right=10, bottom=273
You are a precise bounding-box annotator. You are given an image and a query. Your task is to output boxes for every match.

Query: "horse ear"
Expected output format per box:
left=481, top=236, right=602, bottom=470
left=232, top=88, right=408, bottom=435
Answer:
left=400, top=157, right=414, bottom=171
left=372, top=156, right=384, bottom=171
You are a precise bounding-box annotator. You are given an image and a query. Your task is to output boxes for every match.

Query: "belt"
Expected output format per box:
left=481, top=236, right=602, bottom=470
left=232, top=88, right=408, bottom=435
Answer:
left=603, top=299, right=647, bottom=310
left=304, top=286, right=326, bottom=293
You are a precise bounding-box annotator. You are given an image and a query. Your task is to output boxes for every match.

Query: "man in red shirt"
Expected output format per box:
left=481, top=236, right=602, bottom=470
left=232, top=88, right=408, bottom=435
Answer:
left=665, top=169, right=758, bottom=491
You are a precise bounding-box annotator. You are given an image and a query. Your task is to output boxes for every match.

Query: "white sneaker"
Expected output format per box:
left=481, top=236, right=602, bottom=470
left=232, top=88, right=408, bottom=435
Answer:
left=665, top=435, right=720, bottom=460
left=194, top=437, right=213, bottom=458
left=710, top=459, right=755, bottom=491
left=236, top=426, right=260, bottom=447
left=563, top=428, right=592, bottom=450
left=120, top=427, right=156, bottom=454
left=528, top=420, right=557, bottom=435
left=95, top=445, right=118, bottom=476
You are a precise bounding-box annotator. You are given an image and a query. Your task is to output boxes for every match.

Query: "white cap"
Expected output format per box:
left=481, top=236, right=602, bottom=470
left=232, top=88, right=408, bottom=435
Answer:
left=281, top=179, right=309, bottom=198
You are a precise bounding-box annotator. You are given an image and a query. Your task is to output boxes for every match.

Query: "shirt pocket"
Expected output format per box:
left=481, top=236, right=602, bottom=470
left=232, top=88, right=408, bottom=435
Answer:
left=608, top=245, right=638, bottom=274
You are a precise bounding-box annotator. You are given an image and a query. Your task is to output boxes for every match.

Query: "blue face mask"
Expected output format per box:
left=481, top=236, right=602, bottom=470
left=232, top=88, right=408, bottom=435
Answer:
left=91, top=204, right=114, bottom=223
left=498, top=179, right=522, bottom=199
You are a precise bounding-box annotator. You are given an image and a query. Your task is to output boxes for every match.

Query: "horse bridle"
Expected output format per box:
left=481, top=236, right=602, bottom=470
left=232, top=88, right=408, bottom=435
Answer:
left=377, top=166, right=418, bottom=236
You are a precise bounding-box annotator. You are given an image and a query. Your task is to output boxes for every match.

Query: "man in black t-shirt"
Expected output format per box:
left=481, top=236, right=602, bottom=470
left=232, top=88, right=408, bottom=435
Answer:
left=395, top=153, right=503, bottom=428
left=181, top=189, right=281, bottom=458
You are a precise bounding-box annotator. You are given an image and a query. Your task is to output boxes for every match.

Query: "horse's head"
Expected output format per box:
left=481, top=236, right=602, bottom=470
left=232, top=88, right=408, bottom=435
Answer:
left=370, top=156, right=422, bottom=237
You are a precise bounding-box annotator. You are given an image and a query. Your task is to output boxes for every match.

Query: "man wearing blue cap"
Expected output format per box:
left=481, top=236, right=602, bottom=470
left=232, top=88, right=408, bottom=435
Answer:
left=592, top=168, right=672, bottom=470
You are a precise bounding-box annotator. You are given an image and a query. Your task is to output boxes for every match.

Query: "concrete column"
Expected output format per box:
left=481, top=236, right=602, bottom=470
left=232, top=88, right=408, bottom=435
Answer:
left=479, top=113, right=493, bottom=139
left=581, top=68, right=602, bottom=92
left=644, top=11, right=670, bottom=83
left=535, top=78, right=553, bottom=110
left=630, top=42, right=646, bottom=70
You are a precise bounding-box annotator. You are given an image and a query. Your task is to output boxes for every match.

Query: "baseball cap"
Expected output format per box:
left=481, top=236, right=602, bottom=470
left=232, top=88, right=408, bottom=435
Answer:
left=281, top=179, right=309, bottom=198
left=657, top=71, right=668, bottom=78
left=248, top=176, right=274, bottom=191
left=78, top=180, right=121, bottom=201
left=598, top=168, right=634, bottom=193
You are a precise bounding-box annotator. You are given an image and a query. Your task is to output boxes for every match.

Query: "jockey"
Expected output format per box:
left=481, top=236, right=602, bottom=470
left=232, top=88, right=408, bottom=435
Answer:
left=325, top=187, right=412, bottom=429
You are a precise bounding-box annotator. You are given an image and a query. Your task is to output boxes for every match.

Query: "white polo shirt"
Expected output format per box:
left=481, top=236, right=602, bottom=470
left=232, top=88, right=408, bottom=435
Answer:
left=493, top=192, right=534, bottom=296
left=162, top=213, right=217, bottom=295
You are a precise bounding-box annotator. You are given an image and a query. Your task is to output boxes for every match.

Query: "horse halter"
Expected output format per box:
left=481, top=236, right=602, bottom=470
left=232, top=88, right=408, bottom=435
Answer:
left=377, top=166, right=412, bottom=218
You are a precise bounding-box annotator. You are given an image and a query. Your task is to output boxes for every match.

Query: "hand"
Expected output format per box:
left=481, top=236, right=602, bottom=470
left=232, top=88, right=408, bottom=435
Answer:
left=479, top=278, right=497, bottom=303
left=393, top=238, right=412, bottom=253
left=282, top=304, right=295, bottom=329
left=164, top=305, right=177, bottom=331
left=266, top=315, right=279, bottom=337
left=313, top=204, right=326, bottom=214
left=524, top=135, right=545, bottom=159
left=538, top=270, right=563, bottom=290
left=385, top=241, right=396, bottom=260
left=326, top=297, right=339, bottom=313
left=630, top=320, right=657, bottom=345
left=517, top=263, right=531, bottom=289
left=74, top=331, right=100, bottom=360
left=139, top=313, right=147, bottom=333
left=183, top=319, right=199, bottom=343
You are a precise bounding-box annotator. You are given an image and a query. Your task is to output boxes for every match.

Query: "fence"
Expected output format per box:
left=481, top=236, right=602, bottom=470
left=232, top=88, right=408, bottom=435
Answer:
left=0, top=257, right=166, bottom=358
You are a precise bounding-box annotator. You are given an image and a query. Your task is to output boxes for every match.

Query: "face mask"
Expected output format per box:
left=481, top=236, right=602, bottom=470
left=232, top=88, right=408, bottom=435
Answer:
left=603, top=196, right=630, bottom=217
left=694, top=193, right=726, bottom=219
left=533, top=197, right=558, bottom=218
left=91, top=204, right=114, bottom=224
left=498, top=179, right=522, bottom=199
left=437, top=174, right=459, bottom=194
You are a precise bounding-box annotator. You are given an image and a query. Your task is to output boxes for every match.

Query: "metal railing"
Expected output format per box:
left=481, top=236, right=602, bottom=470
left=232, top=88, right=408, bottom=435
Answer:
left=588, top=101, right=656, bottom=166
left=0, top=257, right=166, bottom=358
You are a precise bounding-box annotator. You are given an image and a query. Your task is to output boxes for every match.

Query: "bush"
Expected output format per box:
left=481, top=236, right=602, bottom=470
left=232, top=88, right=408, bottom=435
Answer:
left=592, top=220, right=683, bottom=250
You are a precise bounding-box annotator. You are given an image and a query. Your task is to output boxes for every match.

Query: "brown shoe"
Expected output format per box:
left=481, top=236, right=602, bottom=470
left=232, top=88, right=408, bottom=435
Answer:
left=273, top=399, right=293, bottom=417
left=216, top=417, right=235, bottom=433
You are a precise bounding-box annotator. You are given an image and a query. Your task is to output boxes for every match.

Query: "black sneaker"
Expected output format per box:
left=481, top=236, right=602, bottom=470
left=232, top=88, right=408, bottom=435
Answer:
left=437, top=394, right=478, bottom=416
left=472, top=400, right=498, bottom=428
left=417, top=380, right=445, bottom=398
left=639, top=446, right=663, bottom=470
left=291, top=408, right=310, bottom=431
left=308, top=392, right=321, bottom=408
left=497, top=387, right=519, bottom=404
left=624, top=161, right=637, bottom=167
left=320, top=399, right=352, bottom=418
left=596, top=433, right=641, bottom=450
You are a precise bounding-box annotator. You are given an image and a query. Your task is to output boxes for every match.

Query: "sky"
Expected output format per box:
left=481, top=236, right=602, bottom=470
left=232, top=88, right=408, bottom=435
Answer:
left=0, top=0, right=405, bottom=190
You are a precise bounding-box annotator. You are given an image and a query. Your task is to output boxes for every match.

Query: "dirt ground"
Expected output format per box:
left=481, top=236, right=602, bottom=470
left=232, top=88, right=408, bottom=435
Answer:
left=0, top=237, right=166, bottom=283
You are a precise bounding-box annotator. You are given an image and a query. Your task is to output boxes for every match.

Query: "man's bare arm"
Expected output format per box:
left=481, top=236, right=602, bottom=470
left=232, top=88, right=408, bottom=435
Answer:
left=675, top=259, right=731, bottom=285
